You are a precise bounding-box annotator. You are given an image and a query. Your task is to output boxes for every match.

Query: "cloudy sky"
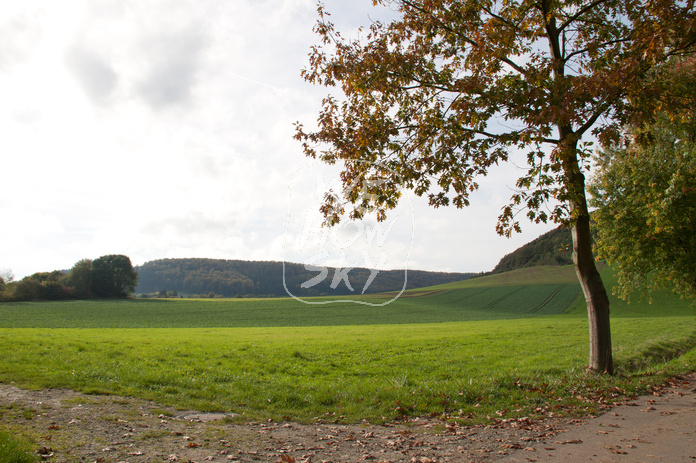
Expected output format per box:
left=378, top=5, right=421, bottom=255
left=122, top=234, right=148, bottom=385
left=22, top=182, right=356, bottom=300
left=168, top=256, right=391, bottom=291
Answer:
left=0, top=0, right=556, bottom=280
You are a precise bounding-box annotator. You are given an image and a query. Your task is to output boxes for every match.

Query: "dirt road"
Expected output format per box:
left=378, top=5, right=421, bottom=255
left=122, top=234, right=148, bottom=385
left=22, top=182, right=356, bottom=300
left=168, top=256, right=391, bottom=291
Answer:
left=1, top=373, right=694, bottom=462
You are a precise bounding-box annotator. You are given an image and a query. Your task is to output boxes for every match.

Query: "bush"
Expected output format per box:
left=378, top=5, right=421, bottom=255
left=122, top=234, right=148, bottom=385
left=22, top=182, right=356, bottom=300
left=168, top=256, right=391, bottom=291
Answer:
left=13, top=279, right=45, bottom=301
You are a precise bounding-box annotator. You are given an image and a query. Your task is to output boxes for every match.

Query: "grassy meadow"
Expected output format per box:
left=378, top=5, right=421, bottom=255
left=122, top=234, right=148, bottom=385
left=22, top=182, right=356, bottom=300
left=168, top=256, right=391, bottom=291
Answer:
left=0, top=265, right=694, bottom=425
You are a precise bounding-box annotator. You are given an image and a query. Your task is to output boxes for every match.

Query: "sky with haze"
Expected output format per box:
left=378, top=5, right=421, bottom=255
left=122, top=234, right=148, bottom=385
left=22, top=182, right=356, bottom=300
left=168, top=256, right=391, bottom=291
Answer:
left=0, top=0, right=557, bottom=280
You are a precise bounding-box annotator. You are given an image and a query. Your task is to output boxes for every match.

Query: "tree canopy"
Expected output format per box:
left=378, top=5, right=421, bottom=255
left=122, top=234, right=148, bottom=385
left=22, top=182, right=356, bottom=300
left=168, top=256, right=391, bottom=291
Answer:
left=64, top=259, right=95, bottom=299
left=296, top=0, right=696, bottom=373
left=297, top=0, right=695, bottom=228
left=590, top=112, right=696, bottom=301
left=91, top=254, right=139, bottom=298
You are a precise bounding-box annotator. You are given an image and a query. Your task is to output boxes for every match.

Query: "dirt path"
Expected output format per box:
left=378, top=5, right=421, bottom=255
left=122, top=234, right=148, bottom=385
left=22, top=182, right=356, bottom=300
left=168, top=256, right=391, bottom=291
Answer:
left=498, top=373, right=696, bottom=463
left=1, top=374, right=694, bottom=463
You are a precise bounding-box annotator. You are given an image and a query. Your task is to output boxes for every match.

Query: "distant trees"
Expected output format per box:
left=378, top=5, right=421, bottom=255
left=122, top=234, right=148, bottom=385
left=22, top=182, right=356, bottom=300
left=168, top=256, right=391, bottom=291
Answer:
left=0, top=254, right=138, bottom=302
left=136, top=258, right=256, bottom=297
left=135, top=258, right=473, bottom=297
left=0, top=270, right=12, bottom=300
left=91, top=255, right=139, bottom=298
left=64, top=259, right=94, bottom=299
left=1, top=271, right=70, bottom=301
left=0, top=272, right=9, bottom=302
left=2, top=258, right=470, bottom=301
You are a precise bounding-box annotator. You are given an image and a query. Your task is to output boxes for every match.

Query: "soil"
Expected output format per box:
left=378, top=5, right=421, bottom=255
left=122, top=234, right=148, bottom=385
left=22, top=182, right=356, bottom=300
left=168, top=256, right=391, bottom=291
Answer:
left=1, top=374, right=694, bottom=463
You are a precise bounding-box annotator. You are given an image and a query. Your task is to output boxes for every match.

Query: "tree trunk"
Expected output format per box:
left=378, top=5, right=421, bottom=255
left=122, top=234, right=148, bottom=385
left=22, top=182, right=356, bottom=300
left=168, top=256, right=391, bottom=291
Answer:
left=544, top=3, right=613, bottom=373
left=571, top=205, right=614, bottom=374
left=563, top=141, right=614, bottom=374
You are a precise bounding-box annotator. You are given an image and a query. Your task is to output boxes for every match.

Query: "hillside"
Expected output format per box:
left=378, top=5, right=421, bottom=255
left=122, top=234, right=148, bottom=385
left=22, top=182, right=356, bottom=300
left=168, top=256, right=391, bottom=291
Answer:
left=492, top=226, right=573, bottom=273
left=134, top=258, right=475, bottom=298
left=424, top=264, right=580, bottom=290
left=135, top=226, right=589, bottom=298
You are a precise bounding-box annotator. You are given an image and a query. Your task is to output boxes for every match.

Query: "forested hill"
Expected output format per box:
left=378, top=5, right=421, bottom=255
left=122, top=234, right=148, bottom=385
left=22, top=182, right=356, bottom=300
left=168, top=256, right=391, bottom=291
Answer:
left=492, top=227, right=573, bottom=274
left=134, top=258, right=475, bottom=297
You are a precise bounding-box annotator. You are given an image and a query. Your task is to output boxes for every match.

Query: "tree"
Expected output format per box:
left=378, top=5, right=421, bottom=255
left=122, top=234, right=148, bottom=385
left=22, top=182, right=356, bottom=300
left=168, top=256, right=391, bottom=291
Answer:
left=296, top=0, right=696, bottom=373
left=0, top=277, right=7, bottom=302
left=64, top=259, right=94, bottom=299
left=0, top=269, right=12, bottom=284
left=0, top=269, right=13, bottom=301
left=91, top=254, right=139, bottom=298
left=589, top=113, right=696, bottom=301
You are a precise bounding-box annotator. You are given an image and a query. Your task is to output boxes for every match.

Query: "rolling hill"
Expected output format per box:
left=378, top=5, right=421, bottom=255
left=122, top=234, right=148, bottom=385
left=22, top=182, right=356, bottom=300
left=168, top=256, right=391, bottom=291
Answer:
left=492, top=226, right=573, bottom=273
left=134, top=226, right=574, bottom=298
left=133, top=226, right=583, bottom=298
left=134, top=258, right=476, bottom=298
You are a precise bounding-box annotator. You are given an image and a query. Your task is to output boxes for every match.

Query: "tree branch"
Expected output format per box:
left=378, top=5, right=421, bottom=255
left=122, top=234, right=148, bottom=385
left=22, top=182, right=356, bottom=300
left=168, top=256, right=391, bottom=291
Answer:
left=482, top=6, right=519, bottom=31
left=557, top=0, right=612, bottom=33
left=400, top=0, right=529, bottom=76
left=563, top=37, right=633, bottom=63
left=575, top=101, right=612, bottom=137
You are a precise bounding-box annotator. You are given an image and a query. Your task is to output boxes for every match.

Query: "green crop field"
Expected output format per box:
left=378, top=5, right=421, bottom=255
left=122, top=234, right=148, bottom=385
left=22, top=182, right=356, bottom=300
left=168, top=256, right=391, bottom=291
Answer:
left=0, top=265, right=694, bottom=425
left=423, top=264, right=583, bottom=289
left=0, top=282, right=581, bottom=328
left=0, top=266, right=585, bottom=328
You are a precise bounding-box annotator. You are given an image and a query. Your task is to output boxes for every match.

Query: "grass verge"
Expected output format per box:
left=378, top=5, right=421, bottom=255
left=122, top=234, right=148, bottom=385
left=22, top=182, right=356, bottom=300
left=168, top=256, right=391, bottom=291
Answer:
left=0, top=431, right=37, bottom=463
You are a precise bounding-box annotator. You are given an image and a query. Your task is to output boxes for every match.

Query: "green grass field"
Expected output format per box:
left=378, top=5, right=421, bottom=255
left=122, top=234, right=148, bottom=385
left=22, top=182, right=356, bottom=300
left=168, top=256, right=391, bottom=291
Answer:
left=0, top=265, right=694, bottom=425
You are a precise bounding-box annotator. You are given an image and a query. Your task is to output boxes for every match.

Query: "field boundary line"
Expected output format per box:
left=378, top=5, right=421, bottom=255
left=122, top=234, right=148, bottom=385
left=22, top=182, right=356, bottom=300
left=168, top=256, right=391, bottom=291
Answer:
left=480, top=286, right=527, bottom=311
left=529, top=284, right=569, bottom=314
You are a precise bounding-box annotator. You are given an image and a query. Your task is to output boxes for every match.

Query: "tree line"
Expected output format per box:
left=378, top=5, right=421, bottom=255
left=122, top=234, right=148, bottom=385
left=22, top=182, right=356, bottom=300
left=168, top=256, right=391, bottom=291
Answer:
left=135, top=258, right=475, bottom=298
left=0, top=254, right=138, bottom=302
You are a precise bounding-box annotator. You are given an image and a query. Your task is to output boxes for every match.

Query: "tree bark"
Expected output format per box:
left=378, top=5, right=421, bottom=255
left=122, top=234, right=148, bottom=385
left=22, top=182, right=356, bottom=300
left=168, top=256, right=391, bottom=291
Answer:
left=571, top=203, right=614, bottom=374
left=563, top=141, right=614, bottom=375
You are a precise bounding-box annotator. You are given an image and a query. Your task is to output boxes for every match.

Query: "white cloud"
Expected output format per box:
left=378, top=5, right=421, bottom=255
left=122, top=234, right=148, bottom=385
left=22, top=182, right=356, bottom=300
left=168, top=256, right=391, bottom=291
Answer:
left=0, top=0, right=556, bottom=280
left=64, top=47, right=118, bottom=104
left=0, top=7, right=43, bottom=70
